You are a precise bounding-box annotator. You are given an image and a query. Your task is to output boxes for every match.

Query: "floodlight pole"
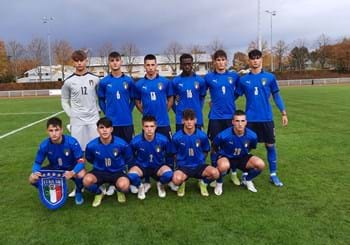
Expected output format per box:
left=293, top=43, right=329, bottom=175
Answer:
left=265, top=10, right=276, bottom=72
left=43, top=16, right=54, bottom=81
left=257, top=0, right=262, bottom=51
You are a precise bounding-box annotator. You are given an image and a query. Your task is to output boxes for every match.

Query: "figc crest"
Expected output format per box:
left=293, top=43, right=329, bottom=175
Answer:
left=38, top=170, right=68, bottom=210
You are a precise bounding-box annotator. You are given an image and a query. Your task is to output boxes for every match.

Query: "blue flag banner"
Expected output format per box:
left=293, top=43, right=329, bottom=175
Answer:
left=38, top=170, right=68, bottom=210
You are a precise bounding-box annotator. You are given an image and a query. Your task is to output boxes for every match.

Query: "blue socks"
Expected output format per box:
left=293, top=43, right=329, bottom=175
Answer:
left=246, top=169, right=262, bottom=181
left=127, top=173, right=141, bottom=187
left=86, top=184, right=102, bottom=194
left=266, top=145, right=277, bottom=173
left=160, top=171, right=173, bottom=184
left=73, top=177, right=84, bottom=194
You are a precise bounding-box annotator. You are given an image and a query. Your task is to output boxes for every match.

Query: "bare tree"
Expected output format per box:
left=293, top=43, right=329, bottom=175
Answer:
left=120, top=42, right=139, bottom=77
left=6, top=40, right=25, bottom=81
left=314, top=33, right=331, bottom=69
left=207, top=39, right=225, bottom=55
left=189, top=44, right=206, bottom=71
left=98, top=42, right=114, bottom=73
left=273, top=40, right=289, bottom=72
left=53, top=40, right=73, bottom=81
left=164, top=41, right=183, bottom=75
left=27, top=38, right=47, bottom=82
left=247, top=40, right=268, bottom=54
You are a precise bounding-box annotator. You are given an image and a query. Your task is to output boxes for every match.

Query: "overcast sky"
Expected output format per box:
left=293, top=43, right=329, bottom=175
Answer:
left=1, top=0, right=350, bottom=55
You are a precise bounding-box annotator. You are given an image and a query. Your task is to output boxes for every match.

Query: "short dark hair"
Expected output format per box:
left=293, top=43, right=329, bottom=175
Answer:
left=97, top=117, right=113, bottom=128
left=213, top=49, right=227, bottom=60
left=183, top=109, right=196, bottom=120
left=234, top=109, right=246, bottom=116
left=248, top=49, right=262, bottom=59
left=142, top=115, right=157, bottom=124
left=71, top=50, right=87, bottom=61
left=47, top=117, right=62, bottom=128
left=180, top=53, right=193, bottom=63
left=108, top=51, right=121, bottom=59
left=144, top=54, right=157, bottom=63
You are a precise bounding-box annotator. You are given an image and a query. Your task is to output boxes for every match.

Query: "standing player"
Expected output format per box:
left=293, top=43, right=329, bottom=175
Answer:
left=236, top=49, right=288, bottom=186
left=83, top=117, right=131, bottom=207
left=61, top=50, right=100, bottom=151
left=135, top=54, right=174, bottom=140
left=171, top=109, right=219, bottom=197
left=97, top=51, right=136, bottom=195
left=29, top=117, right=86, bottom=205
left=98, top=51, right=135, bottom=143
left=128, top=115, right=176, bottom=199
left=213, top=110, right=265, bottom=195
left=204, top=50, right=241, bottom=185
left=172, top=53, right=206, bottom=132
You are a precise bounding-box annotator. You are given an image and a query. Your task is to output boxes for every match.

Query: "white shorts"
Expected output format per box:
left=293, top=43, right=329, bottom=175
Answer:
left=71, top=124, right=98, bottom=151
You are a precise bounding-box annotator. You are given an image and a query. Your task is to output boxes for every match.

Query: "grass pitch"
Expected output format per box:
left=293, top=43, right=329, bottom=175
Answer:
left=0, top=85, right=349, bottom=244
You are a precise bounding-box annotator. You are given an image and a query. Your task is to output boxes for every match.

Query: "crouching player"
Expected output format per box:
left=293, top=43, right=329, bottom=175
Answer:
left=171, top=109, right=219, bottom=197
left=29, top=117, right=86, bottom=205
left=212, top=110, right=265, bottom=195
left=128, top=115, right=177, bottom=200
left=83, top=117, right=131, bottom=207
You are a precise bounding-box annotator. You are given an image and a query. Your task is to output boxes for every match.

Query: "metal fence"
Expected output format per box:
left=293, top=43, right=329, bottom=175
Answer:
left=0, top=89, right=61, bottom=98
left=279, top=77, right=350, bottom=86
left=1, top=78, right=350, bottom=98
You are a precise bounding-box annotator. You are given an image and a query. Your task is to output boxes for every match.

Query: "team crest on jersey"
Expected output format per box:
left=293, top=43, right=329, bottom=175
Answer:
left=228, top=77, right=233, bottom=84
left=123, top=82, right=128, bottom=90
left=156, top=145, right=161, bottom=153
left=89, top=80, right=94, bottom=86
left=64, top=149, right=70, bottom=156
left=158, top=82, right=163, bottom=90
left=195, top=139, right=201, bottom=148
left=113, top=148, right=119, bottom=157
left=244, top=141, right=249, bottom=148
left=261, top=78, right=267, bottom=86
left=38, top=170, right=68, bottom=210
left=194, top=81, right=199, bottom=89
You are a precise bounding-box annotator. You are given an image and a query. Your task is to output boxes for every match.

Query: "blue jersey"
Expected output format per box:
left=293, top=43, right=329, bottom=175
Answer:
left=236, top=70, right=280, bottom=122
left=32, top=135, right=83, bottom=172
left=85, top=136, right=132, bottom=173
left=97, top=74, right=135, bottom=126
left=171, top=129, right=210, bottom=168
left=205, top=71, right=239, bottom=120
left=135, top=75, right=173, bottom=126
left=130, top=133, right=171, bottom=169
left=172, top=73, right=206, bottom=125
left=213, top=127, right=257, bottom=159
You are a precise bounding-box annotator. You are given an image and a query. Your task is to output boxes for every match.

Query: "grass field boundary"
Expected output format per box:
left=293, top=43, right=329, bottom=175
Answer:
left=0, top=110, right=64, bottom=140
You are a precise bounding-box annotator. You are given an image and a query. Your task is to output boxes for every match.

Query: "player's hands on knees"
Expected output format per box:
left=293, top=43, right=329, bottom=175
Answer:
left=64, top=170, right=75, bottom=179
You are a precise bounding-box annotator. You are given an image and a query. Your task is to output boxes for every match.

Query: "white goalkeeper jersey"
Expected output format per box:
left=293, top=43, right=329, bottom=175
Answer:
left=61, top=72, right=100, bottom=125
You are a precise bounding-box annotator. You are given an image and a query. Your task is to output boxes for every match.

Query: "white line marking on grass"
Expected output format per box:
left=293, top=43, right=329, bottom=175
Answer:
left=0, top=111, right=64, bottom=140
left=0, top=112, right=58, bottom=115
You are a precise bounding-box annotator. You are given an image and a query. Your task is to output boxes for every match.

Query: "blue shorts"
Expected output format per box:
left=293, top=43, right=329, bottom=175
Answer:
left=156, top=126, right=172, bottom=140
left=89, top=169, right=127, bottom=186
left=130, top=164, right=163, bottom=181
left=247, top=121, right=275, bottom=144
left=177, top=164, right=208, bottom=179
left=207, top=119, right=232, bottom=141
left=113, top=125, right=134, bottom=144
left=219, top=154, right=253, bottom=172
